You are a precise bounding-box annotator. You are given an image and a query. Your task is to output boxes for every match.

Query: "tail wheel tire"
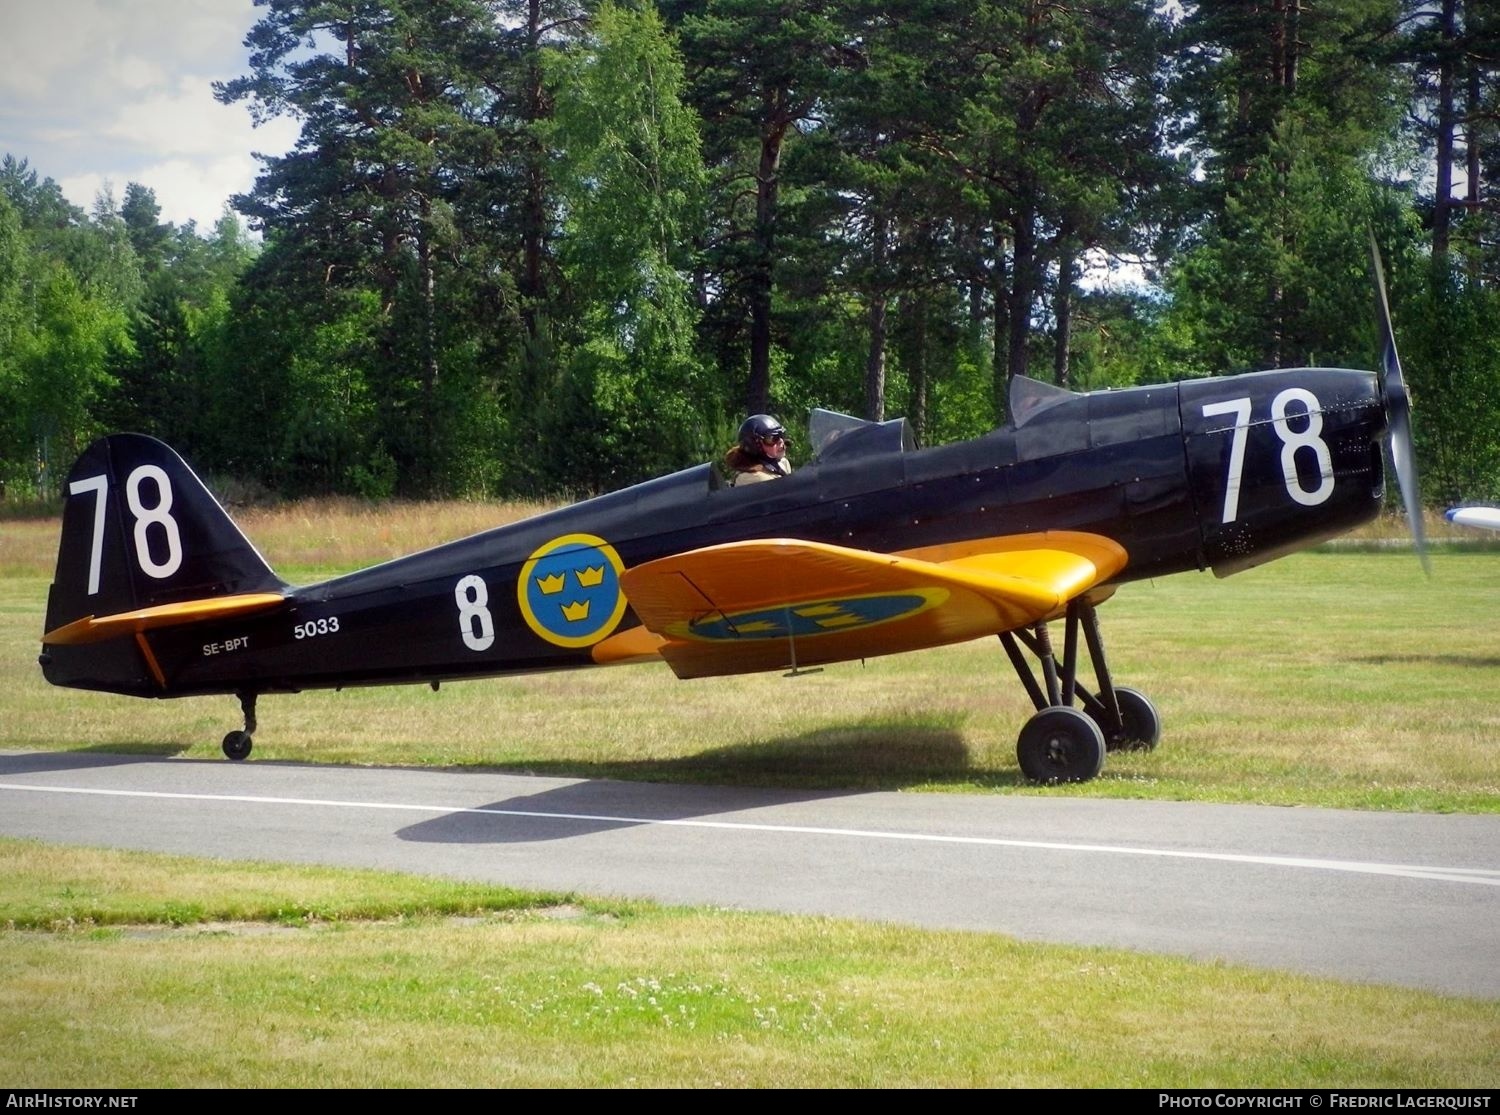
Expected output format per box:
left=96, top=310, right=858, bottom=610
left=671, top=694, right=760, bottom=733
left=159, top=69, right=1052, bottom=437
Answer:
left=222, top=731, right=253, bottom=761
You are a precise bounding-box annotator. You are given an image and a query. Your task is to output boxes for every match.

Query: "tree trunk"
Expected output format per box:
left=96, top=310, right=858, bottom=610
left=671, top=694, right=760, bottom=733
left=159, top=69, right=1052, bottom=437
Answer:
left=418, top=207, right=439, bottom=495
left=991, top=220, right=1009, bottom=422
left=1007, top=200, right=1037, bottom=384
left=1464, top=16, right=1481, bottom=281
left=1279, top=0, right=1301, bottom=92
left=1053, top=238, right=1075, bottom=388
left=909, top=292, right=929, bottom=447
left=1434, top=0, right=1458, bottom=268
left=747, top=113, right=785, bottom=415
left=521, top=0, right=549, bottom=406
left=864, top=206, right=889, bottom=421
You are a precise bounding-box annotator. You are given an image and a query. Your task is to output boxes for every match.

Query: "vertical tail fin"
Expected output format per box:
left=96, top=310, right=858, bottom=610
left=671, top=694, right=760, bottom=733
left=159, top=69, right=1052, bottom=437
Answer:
left=44, top=434, right=285, bottom=637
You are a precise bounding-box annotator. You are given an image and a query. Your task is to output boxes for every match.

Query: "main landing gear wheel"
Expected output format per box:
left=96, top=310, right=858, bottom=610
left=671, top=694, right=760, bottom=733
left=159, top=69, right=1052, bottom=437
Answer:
left=999, top=597, right=1163, bottom=781
left=222, top=731, right=252, bottom=761
left=1017, top=706, right=1106, bottom=784
left=1093, top=687, right=1161, bottom=752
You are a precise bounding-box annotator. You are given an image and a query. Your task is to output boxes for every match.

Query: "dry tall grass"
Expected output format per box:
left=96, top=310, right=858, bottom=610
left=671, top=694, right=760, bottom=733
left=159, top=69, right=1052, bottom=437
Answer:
left=0, top=497, right=558, bottom=578
left=234, top=497, right=557, bottom=573
left=0, top=500, right=1482, bottom=579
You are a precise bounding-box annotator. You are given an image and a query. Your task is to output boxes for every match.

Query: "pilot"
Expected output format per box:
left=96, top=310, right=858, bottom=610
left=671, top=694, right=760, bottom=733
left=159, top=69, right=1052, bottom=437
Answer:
left=725, top=414, right=793, bottom=486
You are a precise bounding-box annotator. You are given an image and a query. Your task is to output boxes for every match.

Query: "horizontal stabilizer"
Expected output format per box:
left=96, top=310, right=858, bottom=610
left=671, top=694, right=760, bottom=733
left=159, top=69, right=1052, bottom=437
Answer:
left=43, top=592, right=288, bottom=646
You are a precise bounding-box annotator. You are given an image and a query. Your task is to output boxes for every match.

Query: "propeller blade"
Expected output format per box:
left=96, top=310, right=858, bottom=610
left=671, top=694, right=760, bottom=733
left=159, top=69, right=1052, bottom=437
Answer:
left=1370, top=234, right=1429, bottom=574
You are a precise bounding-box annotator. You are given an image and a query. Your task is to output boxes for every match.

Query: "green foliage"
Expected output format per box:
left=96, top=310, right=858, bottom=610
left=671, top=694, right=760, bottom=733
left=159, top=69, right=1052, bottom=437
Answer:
left=120, top=183, right=171, bottom=274
left=0, top=155, right=82, bottom=229
left=926, top=345, right=995, bottom=445
left=1061, top=290, right=1162, bottom=393
left=543, top=2, right=720, bottom=489
left=1402, top=274, right=1500, bottom=504
left=1157, top=133, right=1394, bottom=377
left=281, top=291, right=386, bottom=494
left=1174, top=0, right=1403, bottom=192
left=2, top=0, right=1500, bottom=504
left=215, top=0, right=523, bottom=496
left=0, top=227, right=131, bottom=498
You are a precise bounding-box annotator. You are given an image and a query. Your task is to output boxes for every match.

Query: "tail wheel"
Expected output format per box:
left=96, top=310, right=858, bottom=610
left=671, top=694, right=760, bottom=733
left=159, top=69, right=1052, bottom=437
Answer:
left=222, top=731, right=252, bottom=761
left=1017, top=707, right=1105, bottom=784
left=220, top=691, right=258, bottom=761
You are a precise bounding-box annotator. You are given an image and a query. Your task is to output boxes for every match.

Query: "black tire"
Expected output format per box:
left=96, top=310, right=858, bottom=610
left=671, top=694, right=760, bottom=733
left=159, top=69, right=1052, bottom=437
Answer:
left=1092, top=687, right=1162, bottom=752
left=1016, top=706, right=1106, bottom=784
left=222, top=731, right=253, bottom=761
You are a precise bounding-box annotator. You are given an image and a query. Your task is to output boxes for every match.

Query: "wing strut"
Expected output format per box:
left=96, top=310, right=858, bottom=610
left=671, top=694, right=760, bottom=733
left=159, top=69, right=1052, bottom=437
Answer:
left=782, top=604, right=823, bottom=677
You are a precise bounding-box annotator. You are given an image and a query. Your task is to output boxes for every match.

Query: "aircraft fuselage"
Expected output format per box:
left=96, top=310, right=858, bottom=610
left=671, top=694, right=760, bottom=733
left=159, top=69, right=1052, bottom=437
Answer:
left=40, top=367, right=1388, bottom=700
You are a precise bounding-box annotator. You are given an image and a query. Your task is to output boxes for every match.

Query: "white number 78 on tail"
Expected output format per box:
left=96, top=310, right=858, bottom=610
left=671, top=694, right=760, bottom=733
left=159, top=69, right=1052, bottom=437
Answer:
left=68, top=465, right=184, bottom=595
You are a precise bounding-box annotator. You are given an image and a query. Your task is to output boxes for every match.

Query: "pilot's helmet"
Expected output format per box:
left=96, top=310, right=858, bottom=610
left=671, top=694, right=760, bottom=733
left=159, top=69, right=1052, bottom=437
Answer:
left=738, top=413, right=789, bottom=457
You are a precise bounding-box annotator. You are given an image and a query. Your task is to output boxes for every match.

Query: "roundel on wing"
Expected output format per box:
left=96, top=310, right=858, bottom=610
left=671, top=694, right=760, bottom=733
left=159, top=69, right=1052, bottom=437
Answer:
left=676, top=589, right=947, bottom=642
left=518, top=533, right=627, bottom=648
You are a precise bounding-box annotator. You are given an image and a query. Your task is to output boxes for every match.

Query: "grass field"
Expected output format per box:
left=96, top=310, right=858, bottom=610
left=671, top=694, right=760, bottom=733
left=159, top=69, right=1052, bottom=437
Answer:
left=2, top=503, right=1498, bottom=1087
left=3, top=517, right=1496, bottom=809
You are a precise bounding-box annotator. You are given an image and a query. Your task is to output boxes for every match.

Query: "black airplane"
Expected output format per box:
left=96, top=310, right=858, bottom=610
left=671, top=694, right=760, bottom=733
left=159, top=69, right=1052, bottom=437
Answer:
left=37, top=246, right=1425, bottom=783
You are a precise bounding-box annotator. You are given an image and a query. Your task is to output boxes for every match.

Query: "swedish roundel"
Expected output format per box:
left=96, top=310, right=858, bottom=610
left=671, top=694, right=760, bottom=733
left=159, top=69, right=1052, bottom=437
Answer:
left=679, top=589, right=946, bottom=642
left=518, top=533, right=627, bottom=648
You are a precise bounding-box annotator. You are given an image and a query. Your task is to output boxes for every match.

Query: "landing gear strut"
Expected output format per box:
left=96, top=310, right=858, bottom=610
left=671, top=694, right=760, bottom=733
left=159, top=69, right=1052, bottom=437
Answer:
left=221, top=690, right=257, bottom=761
left=1000, top=597, right=1161, bottom=783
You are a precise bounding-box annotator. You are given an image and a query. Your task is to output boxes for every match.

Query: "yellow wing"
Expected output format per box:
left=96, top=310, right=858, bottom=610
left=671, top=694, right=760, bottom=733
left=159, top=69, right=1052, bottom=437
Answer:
left=616, top=532, right=1126, bottom=679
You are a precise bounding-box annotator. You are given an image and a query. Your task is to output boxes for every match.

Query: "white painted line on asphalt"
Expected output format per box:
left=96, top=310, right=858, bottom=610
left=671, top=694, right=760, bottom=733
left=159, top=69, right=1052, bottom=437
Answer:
left=3, top=780, right=1498, bottom=887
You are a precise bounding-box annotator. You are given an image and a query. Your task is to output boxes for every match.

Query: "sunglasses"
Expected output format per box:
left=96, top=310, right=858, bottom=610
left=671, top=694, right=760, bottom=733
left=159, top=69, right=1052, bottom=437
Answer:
left=760, top=433, right=786, bottom=444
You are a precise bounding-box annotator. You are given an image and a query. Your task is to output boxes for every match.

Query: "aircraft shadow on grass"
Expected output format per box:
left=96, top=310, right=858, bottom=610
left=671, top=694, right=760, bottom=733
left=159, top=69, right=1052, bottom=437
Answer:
left=1353, top=653, right=1500, bottom=670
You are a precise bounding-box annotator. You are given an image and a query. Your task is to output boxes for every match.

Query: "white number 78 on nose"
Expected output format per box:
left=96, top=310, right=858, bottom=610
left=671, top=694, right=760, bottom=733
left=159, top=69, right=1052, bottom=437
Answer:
left=1202, top=389, right=1335, bottom=524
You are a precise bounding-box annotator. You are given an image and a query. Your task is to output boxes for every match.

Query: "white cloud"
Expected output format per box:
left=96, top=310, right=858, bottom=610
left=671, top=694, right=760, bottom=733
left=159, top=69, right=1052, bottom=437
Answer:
left=0, top=0, right=298, bottom=229
left=104, top=77, right=285, bottom=158
left=61, top=143, right=296, bottom=230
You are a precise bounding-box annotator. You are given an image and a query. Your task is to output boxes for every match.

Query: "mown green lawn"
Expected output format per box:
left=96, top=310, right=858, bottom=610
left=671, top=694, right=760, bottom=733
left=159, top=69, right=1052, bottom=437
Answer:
left=2, top=839, right=1496, bottom=1089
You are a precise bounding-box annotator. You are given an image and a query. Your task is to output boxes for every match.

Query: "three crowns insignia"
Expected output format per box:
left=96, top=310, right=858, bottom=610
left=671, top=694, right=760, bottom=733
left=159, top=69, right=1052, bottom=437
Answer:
left=534, top=564, right=607, bottom=624
left=535, top=566, right=606, bottom=595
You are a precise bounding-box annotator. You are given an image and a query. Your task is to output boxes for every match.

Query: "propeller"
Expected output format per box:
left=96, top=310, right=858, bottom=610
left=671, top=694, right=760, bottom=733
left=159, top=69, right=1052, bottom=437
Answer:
left=1369, top=234, right=1429, bottom=574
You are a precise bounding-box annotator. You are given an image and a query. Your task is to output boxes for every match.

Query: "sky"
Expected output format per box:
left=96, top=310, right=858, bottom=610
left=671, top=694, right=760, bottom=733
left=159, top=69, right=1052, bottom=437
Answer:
left=0, top=0, right=300, bottom=231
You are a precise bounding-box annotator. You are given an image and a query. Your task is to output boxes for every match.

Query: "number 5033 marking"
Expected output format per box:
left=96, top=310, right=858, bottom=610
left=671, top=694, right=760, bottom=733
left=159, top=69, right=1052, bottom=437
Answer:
left=293, top=617, right=340, bottom=640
